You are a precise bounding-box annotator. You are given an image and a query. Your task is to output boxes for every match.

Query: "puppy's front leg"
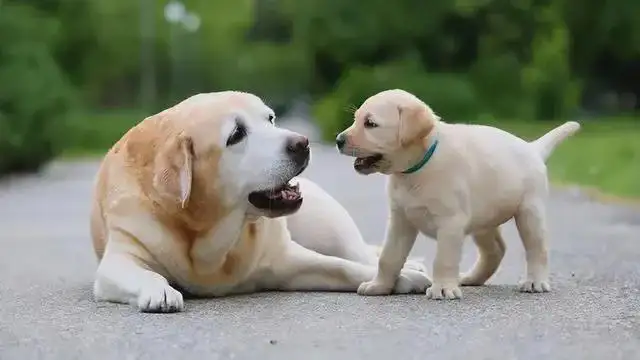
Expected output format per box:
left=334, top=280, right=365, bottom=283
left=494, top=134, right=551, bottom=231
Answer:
left=267, top=241, right=429, bottom=294
left=358, top=208, right=427, bottom=296
left=427, top=225, right=465, bottom=300
left=93, top=230, right=184, bottom=313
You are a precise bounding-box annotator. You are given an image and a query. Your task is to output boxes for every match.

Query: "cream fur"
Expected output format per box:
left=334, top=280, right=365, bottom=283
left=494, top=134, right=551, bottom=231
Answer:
left=91, top=91, right=430, bottom=312
left=336, top=89, right=581, bottom=300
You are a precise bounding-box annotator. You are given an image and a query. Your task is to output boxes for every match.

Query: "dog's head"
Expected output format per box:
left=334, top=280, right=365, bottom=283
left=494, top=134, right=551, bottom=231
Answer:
left=131, top=91, right=310, bottom=220
left=335, top=89, right=439, bottom=175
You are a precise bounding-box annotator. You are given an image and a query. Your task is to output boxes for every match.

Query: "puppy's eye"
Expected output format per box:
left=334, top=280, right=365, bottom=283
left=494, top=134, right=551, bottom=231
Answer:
left=226, top=122, right=247, bottom=147
left=363, top=116, right=378, bottom=129
left=267, top=114, right=275, bottom=124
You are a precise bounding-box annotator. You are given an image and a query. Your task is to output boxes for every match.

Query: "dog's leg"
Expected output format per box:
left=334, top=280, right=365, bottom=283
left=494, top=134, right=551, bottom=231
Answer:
left=357, top=209, right=429, bottom=296
left=286, top=178, right=377, bottom=266
left=514, top=199, right=551, bottom=293
left=286, top=178, right=426, bottom=272
left=266, top=241, right=429, bottom=294
left=93, top=230, right=184, bottom=313
left=427, top=226, right=465, bottom=300
left=460, top=227, right=506, bottom=286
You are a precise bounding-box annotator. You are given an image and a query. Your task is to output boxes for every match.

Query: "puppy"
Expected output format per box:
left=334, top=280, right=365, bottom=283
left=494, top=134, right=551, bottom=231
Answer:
left=90, top=91, right=430, bottom=312
left=335, top=89, right=580, bottom=300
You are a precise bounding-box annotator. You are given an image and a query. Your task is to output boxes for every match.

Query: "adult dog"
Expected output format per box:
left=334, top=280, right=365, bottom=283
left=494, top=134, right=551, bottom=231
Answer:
left=335, top=89, right=580, bottom=300
left=90, top=91, right=429, bottom=312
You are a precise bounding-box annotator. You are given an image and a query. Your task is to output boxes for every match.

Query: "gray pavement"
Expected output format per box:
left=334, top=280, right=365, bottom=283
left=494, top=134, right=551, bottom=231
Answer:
left=1, top=118, right=639, bottom=360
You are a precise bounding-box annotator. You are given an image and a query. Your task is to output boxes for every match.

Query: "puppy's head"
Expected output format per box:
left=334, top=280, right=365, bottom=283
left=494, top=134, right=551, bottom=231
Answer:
left=335, top=89, right=439, bottom=175
left=137, top=91, right=310, bottom=220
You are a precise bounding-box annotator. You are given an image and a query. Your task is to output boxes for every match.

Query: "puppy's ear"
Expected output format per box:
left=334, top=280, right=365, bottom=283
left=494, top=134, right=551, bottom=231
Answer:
left=154, top=134, right=194, bottom=209
left=398, top=104, right=438, bottom=147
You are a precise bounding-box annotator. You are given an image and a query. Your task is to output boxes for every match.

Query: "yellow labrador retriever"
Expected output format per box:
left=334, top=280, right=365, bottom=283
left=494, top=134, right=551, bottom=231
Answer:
left=91, top=91, right=429, bottom=312
left=335, top=89, right=580, bottom=300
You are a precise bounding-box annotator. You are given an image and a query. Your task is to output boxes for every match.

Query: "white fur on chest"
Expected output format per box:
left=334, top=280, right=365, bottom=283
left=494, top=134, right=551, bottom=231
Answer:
left=389, top=181, right=455, bottom=238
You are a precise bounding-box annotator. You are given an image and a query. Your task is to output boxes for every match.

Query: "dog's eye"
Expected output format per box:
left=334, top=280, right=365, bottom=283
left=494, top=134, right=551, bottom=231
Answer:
left=363, top=116, right=378, bottom=129
left=267, top=114, right=275, bottom=124
left=226, top=123, right=247, bottom=147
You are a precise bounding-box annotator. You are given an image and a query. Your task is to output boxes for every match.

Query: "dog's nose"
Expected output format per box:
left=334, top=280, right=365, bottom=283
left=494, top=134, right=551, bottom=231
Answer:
left=285, top=134, right=310, bottom=164
left=335, top=133, right=346, bottom=150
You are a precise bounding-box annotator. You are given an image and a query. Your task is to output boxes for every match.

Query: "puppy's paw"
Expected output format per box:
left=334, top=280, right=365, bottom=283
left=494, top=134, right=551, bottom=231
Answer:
left=426, top=282, right=462, bottom=300
left=137, top=283, right=184, bottom=313
left=357, top=279, right=394, bottom=296
left=393, top=269, right=431, bottom=294
left=519, top=279, right=551, bottom=293
left=403, top=258, right=427, bottom=273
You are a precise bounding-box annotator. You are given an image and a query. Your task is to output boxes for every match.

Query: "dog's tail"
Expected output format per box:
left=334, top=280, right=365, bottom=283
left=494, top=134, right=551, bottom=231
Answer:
left=530, top=121, right=581, bottom=162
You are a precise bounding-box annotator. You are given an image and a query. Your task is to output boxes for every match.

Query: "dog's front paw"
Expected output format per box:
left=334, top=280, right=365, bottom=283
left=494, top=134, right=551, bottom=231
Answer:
left=519, top=279, right=550, bottom=293
left=357, top=279, right=394, bottom=296
left=394, top=269, right=431, bottom=294
left=137, top=283, right=184, bottom=313
left=426, top=282, right=462, bottom=300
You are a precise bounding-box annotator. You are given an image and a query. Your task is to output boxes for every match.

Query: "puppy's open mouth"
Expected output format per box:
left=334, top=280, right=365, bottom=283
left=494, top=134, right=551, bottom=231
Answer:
left=354, top=154, right=383, bottom=173
left=248, top=180, right=302, bottom=212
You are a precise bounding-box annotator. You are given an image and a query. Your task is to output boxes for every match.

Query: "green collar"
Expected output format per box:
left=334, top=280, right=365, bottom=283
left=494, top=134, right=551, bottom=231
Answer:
left=402, top=138, right=439, bottom=174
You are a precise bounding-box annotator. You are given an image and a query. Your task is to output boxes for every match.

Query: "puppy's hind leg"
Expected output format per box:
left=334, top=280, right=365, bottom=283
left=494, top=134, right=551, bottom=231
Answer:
left=514, top=198, right=551, bottom=293
left=460, top=227, right=506, bottom=286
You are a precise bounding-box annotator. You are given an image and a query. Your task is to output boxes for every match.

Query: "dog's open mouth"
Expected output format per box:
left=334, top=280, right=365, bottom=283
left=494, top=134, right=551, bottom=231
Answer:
left=354, top=154, right=383, bottom=172
left=248, top=180, right=303, bottom=212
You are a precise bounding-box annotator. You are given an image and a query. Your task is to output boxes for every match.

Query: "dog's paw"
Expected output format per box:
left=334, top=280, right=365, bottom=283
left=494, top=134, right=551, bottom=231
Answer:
left=137, top=283, right=184, bottom=313
left=519, top=279, right=550, bottom=293
left=403, top=258, right=427, bottom=273
left=459, top=273, right=485, bottom=286
left=426, top=282, right=462, bottom=300
left=394, top=269, right=431, bottom=294
left=357, top=279, right=394, bottom=296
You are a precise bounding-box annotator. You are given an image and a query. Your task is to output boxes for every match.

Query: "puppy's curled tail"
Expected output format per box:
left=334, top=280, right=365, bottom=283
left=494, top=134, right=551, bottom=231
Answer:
left=530, top=121, right=581, bottom=162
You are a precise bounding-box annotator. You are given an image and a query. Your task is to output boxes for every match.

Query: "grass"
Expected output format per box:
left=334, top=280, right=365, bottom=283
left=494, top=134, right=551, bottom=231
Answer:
left=61, top=110, right=640, bottom=199
left=475, top=117, right=640, bottom=200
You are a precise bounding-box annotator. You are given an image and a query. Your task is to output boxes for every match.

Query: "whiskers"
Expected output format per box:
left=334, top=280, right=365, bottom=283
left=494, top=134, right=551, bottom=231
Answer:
left=343, top=103, right=358, bottom=116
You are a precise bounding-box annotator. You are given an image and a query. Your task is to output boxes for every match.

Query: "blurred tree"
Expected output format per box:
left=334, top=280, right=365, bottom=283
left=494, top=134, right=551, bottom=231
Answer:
left=2, top=0, right=638, bottom=170
left=0, top=2, right=75, bottom=174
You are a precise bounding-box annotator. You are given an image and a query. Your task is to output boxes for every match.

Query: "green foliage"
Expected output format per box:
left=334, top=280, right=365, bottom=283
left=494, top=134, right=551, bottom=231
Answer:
left=0, top=3, right=75, bottom=175
left=1, top=0, right=638, bottom=179
left=299, top=0, right=599, bottom=138
left=482, top=118, right=640, bottom=198
left=313, top=58, right=481, bottom=139
left=64, top=110, right=148, bottom=155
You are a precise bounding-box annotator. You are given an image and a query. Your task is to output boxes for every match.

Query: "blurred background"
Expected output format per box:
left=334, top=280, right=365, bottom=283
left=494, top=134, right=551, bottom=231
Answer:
left=0, top=0, right=638, bottom=197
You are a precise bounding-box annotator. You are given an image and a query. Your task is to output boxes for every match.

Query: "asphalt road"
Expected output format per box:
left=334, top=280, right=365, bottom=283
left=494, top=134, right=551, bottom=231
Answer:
left=1, top=118, right=639, bottom=360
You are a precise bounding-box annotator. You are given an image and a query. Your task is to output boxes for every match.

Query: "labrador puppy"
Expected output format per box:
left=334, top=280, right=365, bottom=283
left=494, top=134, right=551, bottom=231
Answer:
left=335, top=89, right=580, bottom=300
left=91, top=91, right=429, bottom=312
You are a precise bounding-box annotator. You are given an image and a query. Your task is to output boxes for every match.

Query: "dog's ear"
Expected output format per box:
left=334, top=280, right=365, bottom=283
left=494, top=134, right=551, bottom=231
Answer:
left=153, top=134, right=194, bottom=209
left=398, top=104, right=438, bottom=147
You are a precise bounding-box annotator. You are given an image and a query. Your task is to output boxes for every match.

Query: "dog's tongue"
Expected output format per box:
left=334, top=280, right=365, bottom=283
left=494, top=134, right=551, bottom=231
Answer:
left=267, top=182, right=300, bottom=201
left=282, top=188, right=299, bottom=201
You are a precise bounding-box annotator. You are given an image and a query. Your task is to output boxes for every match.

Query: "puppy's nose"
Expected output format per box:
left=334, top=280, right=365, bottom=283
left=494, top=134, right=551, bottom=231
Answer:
left=285, top=134, right=310, bottom=164
left=335, top=133, right=346, bottom=150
